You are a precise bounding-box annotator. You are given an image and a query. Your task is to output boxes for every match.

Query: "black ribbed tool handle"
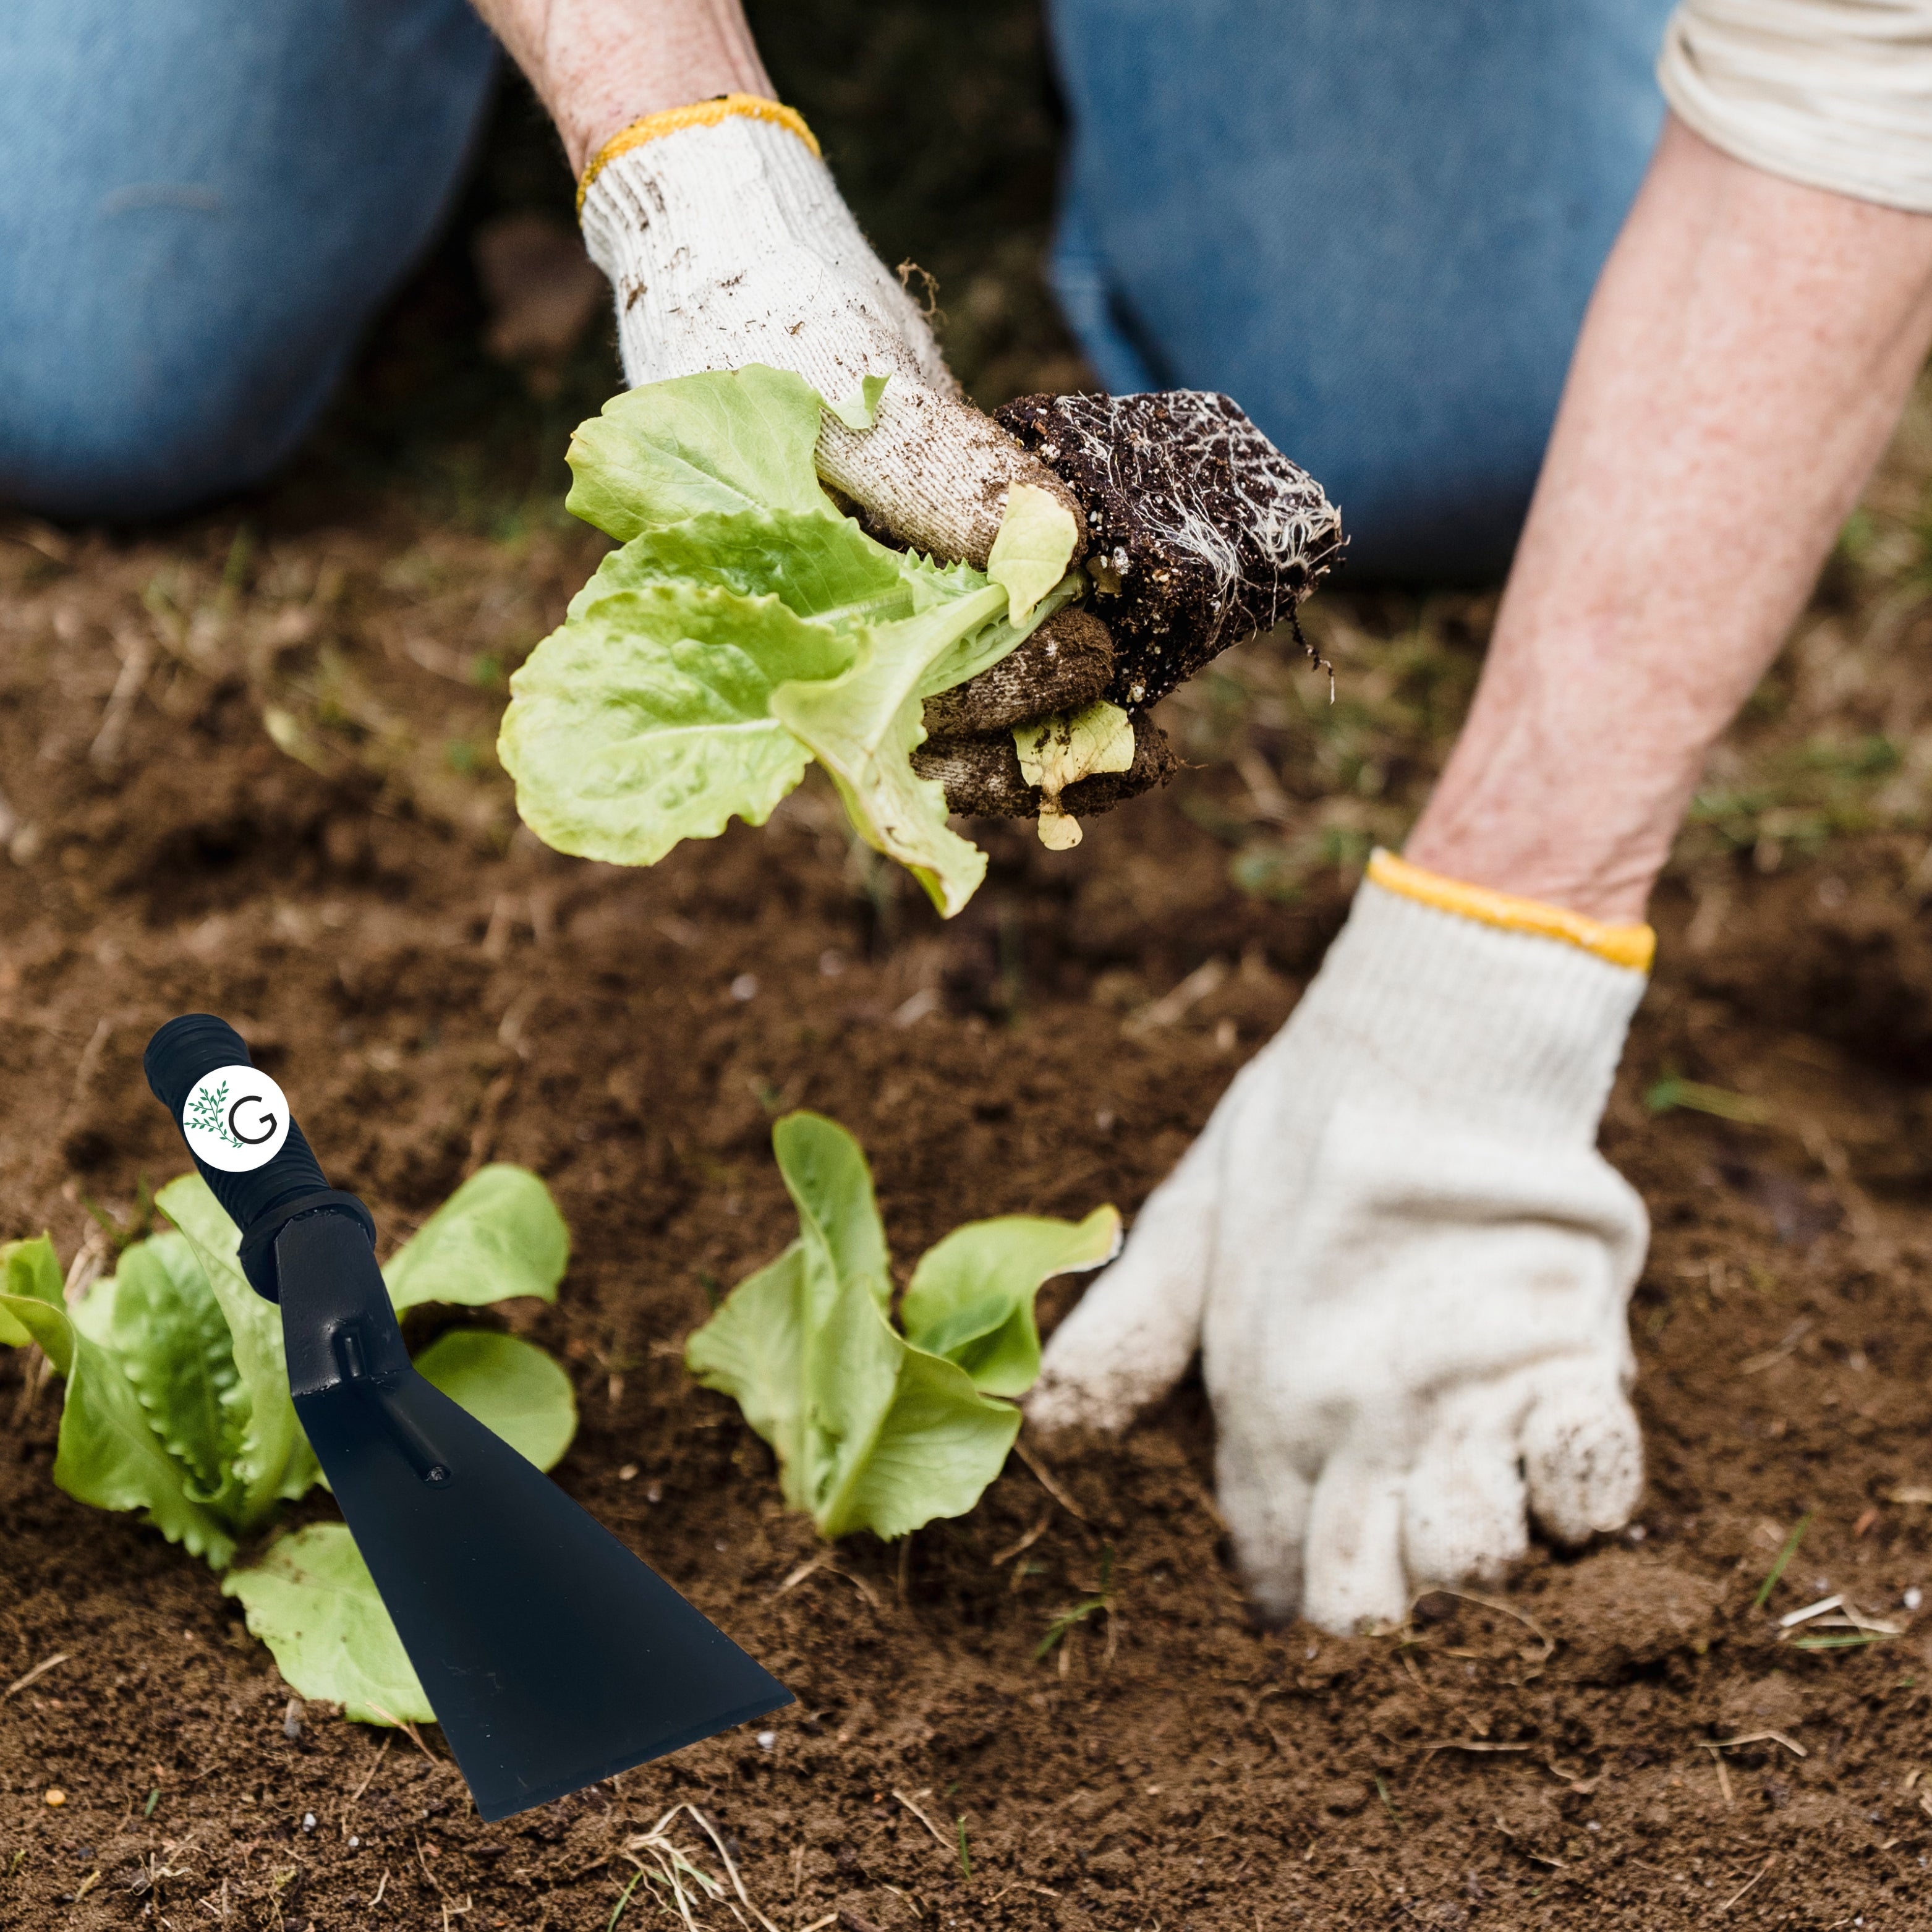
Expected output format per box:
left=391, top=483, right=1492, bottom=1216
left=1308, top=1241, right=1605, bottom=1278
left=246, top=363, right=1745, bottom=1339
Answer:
left=144, top=1014, right=374, bottom=1301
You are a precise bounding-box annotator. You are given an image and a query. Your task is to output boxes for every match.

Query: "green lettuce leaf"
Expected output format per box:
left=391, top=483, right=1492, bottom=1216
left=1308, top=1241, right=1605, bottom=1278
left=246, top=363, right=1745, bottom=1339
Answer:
left=413, top=1329, right=577, bottom=1472
left=683, top=1243, right=811, bottom=1512
left=110, top=1231, right=241, bottom=1502
left=156, top=1175, right=317, bottom=1518
left=900, top=1207, right=1122, bottom=1398
left=504, top=365, right=1091, bottom=917
left=0, top=1289, right=234, bottom=1567
left=687, top=1112, right=1115, bottom=1541
left=0, top=1235, right=63, bottom=1347
left=384, top=1164, right=570, bottom=1313
left=500, top=583, right=854, bottom=866
left=771, top=584, right=1010, bottom=916
left=565, top=363, right=837, bottom=541
left=985, top=482, right=1079, bottom=626
left=568, top=508, right=909, bottom=629
left=222, top=1525, right=433, bottom=1725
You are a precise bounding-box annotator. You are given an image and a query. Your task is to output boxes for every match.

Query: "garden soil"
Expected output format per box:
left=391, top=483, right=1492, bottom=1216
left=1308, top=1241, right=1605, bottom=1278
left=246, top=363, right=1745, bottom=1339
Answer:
left=6, top=512, right=1932, bottom=1932
left=8, top=12, right=1932, bottom=1926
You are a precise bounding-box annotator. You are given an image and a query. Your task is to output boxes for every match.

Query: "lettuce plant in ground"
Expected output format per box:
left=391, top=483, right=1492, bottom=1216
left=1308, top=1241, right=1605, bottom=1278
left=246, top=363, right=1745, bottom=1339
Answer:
left=686, top=1112, right=1119, bottom=1539
left=0, top=1164, right=576, bottom=1726
left=498, top=364, right=1093, bottom=917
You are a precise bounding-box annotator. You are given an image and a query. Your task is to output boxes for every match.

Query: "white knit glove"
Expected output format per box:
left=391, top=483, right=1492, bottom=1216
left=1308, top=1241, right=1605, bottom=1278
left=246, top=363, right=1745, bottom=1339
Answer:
left=1028, top=854, right=1654, bottom=1633
left=577, top=97, right=1071, bottom=567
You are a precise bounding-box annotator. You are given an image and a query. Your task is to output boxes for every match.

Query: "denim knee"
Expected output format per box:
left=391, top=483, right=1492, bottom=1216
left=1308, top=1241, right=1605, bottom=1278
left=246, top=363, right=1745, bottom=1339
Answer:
left=0, top=0, right=497, bottom=523
left=1, top=310, right=354, bottom=523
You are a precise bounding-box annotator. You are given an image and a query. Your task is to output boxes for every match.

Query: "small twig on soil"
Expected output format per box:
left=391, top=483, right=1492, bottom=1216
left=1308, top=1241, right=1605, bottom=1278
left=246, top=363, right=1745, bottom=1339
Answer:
left=1421, top=1740, right=1529, bottom=1757
left=990, top=1512, right=1052, bottom=1568
left=1701, top=1744, right=1734, bottom=1808
left=4, top=1653, right=69, bottom=1699
left=1011, top=1439, right=1087, bottom=1522
left=892, top=1789, right=951, bottom=1854
left=1718, top=1855, right=1775, bottom=1913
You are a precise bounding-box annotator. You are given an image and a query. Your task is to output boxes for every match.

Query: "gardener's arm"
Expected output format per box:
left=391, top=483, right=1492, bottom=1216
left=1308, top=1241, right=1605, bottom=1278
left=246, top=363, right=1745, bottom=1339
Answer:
left=1032, top=26, right=1932, bottom=1632
left=1406, top=113, right=1932, bottom=921
left=466, top=0, right=772, bottom=175
left=468, top=0, right=1129, bottom=812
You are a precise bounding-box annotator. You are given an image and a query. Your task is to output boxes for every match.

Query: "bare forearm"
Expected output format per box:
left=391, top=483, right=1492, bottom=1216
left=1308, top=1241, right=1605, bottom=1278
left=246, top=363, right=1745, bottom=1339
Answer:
left=1406, top=116, right=1932, bottom=922
left=469, top=0, right=772, bottom=173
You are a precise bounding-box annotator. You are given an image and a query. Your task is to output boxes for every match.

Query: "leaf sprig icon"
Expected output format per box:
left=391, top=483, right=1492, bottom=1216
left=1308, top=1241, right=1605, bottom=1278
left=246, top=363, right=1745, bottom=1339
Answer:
left=185, top=1082, right=239, bottom=1149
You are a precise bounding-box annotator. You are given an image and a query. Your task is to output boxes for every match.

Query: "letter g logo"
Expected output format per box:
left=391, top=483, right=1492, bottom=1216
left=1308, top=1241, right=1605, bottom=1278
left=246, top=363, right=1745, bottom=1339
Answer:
left=181, top=1065, right=292, bottom=1173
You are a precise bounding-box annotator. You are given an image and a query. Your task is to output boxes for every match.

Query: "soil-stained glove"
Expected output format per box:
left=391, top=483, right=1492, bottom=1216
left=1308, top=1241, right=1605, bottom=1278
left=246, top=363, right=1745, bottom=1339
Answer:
left=577, top=96, right=1140, bottom=828
left=1028, top=851, right=1655, bottom=1633
left=578, top=96, right=1073, bottom=569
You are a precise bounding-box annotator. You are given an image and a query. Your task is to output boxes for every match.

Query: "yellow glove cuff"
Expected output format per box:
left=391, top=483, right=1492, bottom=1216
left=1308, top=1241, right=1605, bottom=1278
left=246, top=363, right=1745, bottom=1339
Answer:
left=1368, top=849, right=1655, bottom=974
left=577, top=94, right=821, bottom=214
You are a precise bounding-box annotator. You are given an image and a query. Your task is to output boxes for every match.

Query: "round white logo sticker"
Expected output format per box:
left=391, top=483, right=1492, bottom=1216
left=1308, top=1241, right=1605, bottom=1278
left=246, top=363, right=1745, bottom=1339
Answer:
left=181, top=1065, right=291, bottom=1173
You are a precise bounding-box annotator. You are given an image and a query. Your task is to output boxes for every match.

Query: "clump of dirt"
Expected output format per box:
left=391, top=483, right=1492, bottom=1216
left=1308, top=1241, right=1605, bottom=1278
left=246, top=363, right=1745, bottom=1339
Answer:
left=997, top=389, right=1345, bottom=709
left=913, top=709, right=1177, bottom=820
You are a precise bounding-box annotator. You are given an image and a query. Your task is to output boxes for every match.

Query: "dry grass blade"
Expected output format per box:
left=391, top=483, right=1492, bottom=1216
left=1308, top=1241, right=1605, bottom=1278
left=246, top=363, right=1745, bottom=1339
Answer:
left=1710, top=1730, right=1807, bottom=1758
left=892, top=1789, right=951, bottom=1853
left=1718, top=1855, right=1774, bottom=1912
left=774, top=1551, right=881, bottom=1612
left=1740, top=1319, right=1814, bottom=1376
left=687, top=1806, right=780, bottom=1932
left=1422, top=1740, right=1530, bottom=1756
left=1777, top=1593, right=1842, bottom=1628
left=4, top=1653, right=69, bottom=1698
left=621, top=1806, right=730, bottom=1932
left=990, top=1512, right=1052, bottom=1568
left=365, top=1708, right=441, bottom=1764
left=1012, top=1438, right=1087, bottom=1521
left=1439, top=1589, right=1554, bottom=1664
left=1125, top=958, right=1227, bottom=1034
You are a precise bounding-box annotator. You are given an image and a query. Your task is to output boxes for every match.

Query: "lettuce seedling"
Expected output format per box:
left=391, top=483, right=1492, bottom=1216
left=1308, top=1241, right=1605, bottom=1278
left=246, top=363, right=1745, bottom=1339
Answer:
left=687, top=1112, right=1118, bottom=1540
left=0, top=1165, right=577, bottom=1726
left=498, top=366, right=1082, bottom=917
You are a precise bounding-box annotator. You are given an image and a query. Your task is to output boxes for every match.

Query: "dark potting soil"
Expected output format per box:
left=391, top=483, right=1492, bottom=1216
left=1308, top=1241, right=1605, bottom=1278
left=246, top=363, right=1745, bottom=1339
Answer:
left=3, top=510, right=1932, bottom=1931
left=996, top=391, right=1346, bottom=713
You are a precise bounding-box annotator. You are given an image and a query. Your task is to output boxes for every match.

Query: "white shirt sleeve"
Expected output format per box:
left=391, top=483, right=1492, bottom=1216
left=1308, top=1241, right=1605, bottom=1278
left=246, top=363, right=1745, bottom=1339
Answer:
left=1658, top=0, right=1932, bottom=213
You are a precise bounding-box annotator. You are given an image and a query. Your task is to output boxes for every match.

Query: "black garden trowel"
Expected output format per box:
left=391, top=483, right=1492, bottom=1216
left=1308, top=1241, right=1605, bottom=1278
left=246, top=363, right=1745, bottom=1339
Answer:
left=145, top=1013, right=790, bottom=1821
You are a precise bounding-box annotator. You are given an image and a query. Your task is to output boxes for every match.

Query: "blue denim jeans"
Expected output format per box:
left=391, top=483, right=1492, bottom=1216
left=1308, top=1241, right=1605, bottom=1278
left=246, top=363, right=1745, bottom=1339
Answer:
left=4, top=2, right=1671, bottom=566
left=0, top=0, right=496, bottom=521
left=1049, top=0, right=1677, bottom=577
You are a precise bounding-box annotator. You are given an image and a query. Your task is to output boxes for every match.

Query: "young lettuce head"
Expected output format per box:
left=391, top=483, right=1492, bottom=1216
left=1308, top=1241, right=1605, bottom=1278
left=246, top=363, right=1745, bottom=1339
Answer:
left=686, top=1112, right=1119, bottom=1541
left=498, top=366, right=1083, bottom=916
left=0, top=1165, right=577, bottom=1727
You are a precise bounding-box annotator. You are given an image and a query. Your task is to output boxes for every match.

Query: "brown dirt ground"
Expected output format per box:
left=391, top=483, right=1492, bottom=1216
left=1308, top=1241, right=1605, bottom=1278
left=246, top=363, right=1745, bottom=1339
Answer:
left=11, top=12, right=1932, bottom=1929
